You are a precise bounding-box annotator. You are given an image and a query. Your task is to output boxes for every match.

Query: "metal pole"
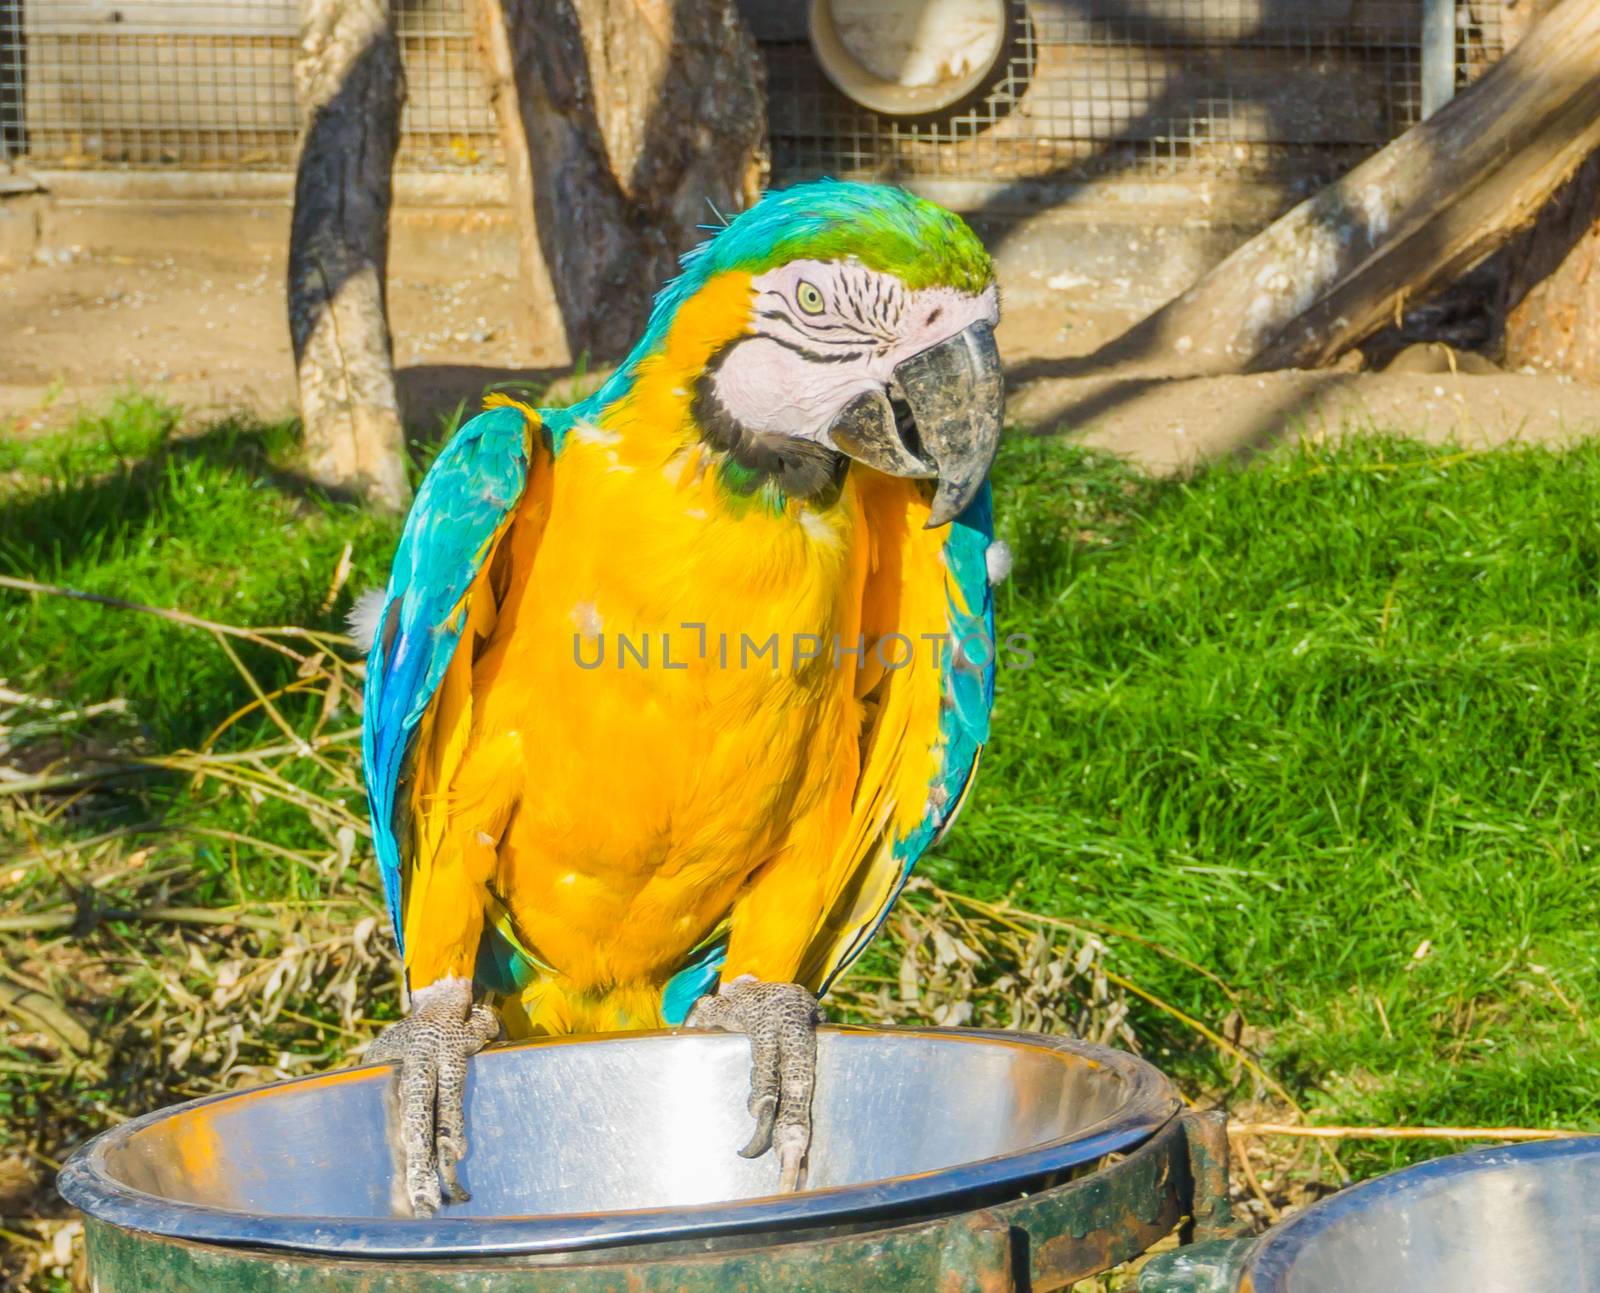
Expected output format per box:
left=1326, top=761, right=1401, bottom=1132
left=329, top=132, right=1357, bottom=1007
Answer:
left=1421, top=0, right=1456, bottom=119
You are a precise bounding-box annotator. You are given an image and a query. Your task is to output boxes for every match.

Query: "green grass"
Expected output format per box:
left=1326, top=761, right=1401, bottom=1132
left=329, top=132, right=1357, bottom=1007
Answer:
left=0, top=399, right=401, bottom=912
left=4, top=400, right=1600, bottom=1203
left=960, top=434, right=1600, bottom=1174
left=0, top=403, right=406, bottom=1290
left=1, top=397, right=398, bottom=751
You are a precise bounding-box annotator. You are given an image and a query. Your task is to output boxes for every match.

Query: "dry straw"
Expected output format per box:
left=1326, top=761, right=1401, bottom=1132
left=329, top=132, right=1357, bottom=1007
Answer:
left=0, top=576, right=1578, bottom=1285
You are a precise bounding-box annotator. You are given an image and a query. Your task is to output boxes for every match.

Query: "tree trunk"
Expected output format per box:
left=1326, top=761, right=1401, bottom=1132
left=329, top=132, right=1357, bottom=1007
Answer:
left=1498, top=0, right=1600, bottom=382
left=1094, top=0, right=1600, bottom=378
left=288, top=0, right=410, bottom=512
left=471, top=0, right=571, bottom=368
left=488, top=0, right=767, bottom=362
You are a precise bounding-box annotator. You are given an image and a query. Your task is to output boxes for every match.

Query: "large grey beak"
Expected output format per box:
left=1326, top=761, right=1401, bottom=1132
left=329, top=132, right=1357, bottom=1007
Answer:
left=823, top=321, right=1004, bottom=528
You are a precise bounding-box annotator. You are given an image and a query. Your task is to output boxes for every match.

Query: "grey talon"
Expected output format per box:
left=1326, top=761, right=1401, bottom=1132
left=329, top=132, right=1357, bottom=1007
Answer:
left=688, top=978, right=820, bottom=1193
left=367, top=977, right=500, bottom=1217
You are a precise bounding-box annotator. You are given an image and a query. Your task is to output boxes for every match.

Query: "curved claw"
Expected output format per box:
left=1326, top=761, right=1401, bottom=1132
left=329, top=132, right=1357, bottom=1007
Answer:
left=367, top=977, right=500, bottom=1217
left=738, top=1090, right=779, bottom=1160
left=688, top=978, right=820, bottom=1192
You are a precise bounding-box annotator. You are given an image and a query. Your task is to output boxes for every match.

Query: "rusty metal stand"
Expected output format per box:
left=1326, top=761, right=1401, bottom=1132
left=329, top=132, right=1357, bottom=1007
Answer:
left=84, top=1114, right=1235, bottom=1292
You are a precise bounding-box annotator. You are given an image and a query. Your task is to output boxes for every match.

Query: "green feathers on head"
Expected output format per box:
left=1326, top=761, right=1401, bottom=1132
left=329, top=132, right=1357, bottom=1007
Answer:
left=584, top=180, right=994, bottom=413
left=699, top=179, right=994, bottom=295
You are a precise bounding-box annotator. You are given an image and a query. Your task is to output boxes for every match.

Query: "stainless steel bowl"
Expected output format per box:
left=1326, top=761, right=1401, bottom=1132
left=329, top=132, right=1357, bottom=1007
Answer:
left=1240, top=1137, right=1600, bottom=1292
left=60, top=1026, right=1178, bottom=1259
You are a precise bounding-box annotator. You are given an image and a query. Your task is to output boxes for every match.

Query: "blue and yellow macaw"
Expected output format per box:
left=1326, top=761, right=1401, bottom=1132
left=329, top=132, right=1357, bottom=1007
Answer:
left=360, top=180, right=1004, bottom=1215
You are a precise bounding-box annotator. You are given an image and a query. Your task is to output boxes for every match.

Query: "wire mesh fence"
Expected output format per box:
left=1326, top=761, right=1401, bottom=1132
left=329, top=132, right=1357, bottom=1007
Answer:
left=764, top=0, right=1506, bottom=189
left=0, top=0, right=500, bottom=170
left=0, top=0, right=1503, bottom=184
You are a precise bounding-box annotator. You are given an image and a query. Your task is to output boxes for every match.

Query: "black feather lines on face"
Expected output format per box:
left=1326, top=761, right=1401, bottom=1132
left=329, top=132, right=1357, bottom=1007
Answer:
left=832, top=265, right=901, bottom=347
left=692, top=343, right=847, bottom=505
left=755, top=287, right=875, bottom=362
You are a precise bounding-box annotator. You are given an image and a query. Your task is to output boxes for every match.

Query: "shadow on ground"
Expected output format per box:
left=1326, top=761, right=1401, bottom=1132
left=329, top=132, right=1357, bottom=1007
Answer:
left=397, top=364, right=611, bottom=443
left=0, top=416, right=356, bottom=575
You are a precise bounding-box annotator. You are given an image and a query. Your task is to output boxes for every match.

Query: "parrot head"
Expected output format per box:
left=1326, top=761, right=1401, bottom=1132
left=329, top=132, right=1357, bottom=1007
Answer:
left=616, top=180, right=1003, bottom=527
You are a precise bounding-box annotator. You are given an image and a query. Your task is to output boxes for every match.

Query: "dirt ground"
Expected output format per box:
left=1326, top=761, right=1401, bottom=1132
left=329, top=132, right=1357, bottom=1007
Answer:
left=0, top=248, right=530, bottom=438
left=3, top=247, right=1598, bottom=469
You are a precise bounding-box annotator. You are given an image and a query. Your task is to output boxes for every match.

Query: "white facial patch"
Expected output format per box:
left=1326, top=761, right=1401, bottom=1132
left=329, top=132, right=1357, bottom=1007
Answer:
left=709, top=258, right=999, bottom=446
left=710, top=335, right=880, bottom=439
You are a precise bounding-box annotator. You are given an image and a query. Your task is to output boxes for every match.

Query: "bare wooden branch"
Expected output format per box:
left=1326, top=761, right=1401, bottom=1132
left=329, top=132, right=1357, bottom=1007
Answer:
left=1098, top=0, right=1600, bottom=376
left=288, top=0, right=410, bottom=511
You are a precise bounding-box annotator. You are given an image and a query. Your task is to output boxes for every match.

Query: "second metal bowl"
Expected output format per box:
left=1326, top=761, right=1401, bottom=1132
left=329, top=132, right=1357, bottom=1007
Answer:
left=1141, top=1136, right=1600, bottom=1293
left=1243, top=1137, right=1600, bottom=1293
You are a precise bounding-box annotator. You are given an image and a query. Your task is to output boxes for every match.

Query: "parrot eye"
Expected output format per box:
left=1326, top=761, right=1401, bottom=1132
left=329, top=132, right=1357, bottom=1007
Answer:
left=796, top=281, right=826, bottom=315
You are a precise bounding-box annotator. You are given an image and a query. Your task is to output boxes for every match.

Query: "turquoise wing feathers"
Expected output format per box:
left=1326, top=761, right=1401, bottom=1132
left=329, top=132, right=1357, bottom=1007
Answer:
left=362, top=406, right=537, bottom=957
left=817, top=481, right=997, bottom=991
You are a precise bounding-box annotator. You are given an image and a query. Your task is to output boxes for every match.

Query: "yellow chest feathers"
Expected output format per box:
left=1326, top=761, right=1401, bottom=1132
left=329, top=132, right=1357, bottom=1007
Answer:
left=456, top=407, right=876, bottom=991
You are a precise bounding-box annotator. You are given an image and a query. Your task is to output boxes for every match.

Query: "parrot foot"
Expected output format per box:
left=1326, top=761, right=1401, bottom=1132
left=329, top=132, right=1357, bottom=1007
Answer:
left=687, top=976, right=820, bottom=1192
left=366, top=976, right=501, bottom=1218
